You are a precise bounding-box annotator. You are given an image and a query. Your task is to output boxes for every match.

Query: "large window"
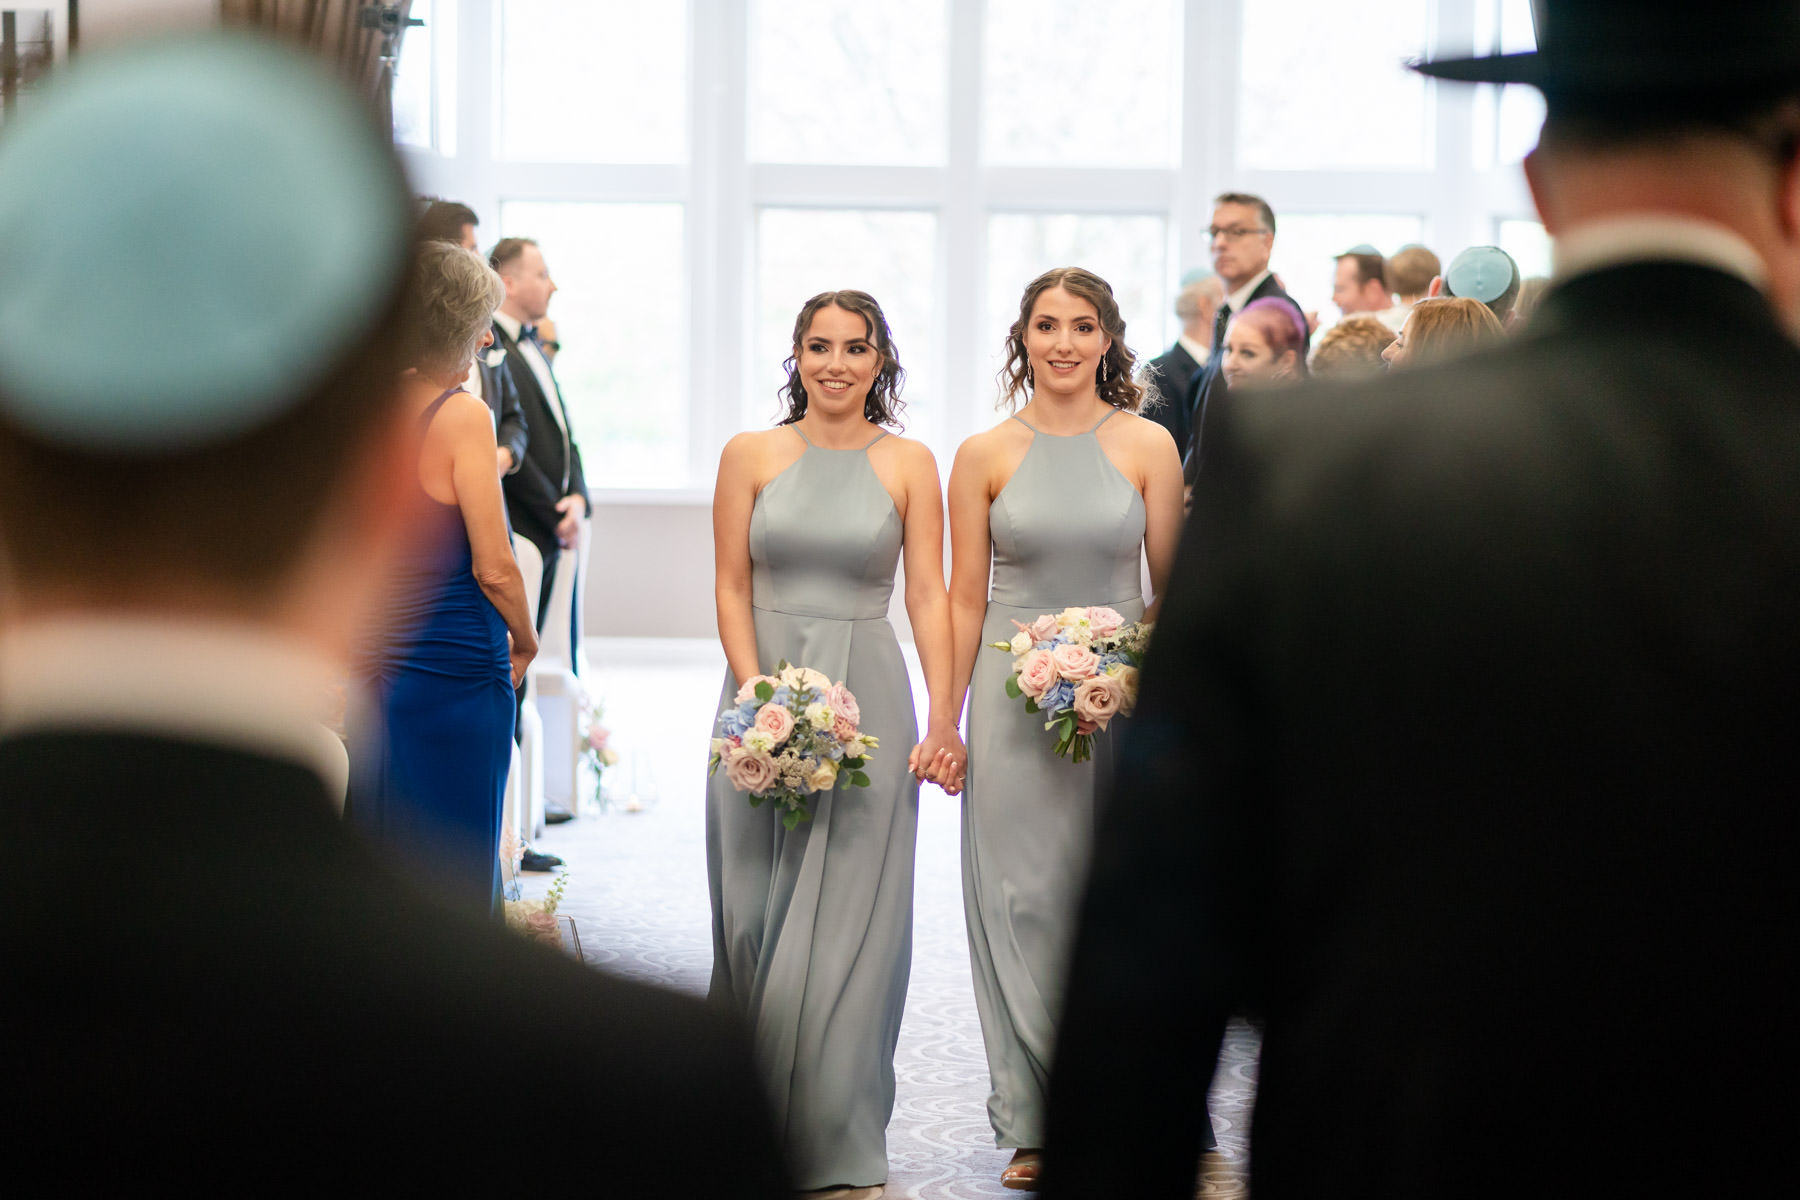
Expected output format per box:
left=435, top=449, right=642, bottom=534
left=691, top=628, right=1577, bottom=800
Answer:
left=399, top=0, right=1540, bottom=494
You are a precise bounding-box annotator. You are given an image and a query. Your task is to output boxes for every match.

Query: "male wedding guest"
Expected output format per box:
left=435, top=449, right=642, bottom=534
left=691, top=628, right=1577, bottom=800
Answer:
left=1384, top=242, right=1441, bottom=326
left=1331, top=243, right=1403, bottom=330
left=1144, top=271, right=1224, bottom=454
left=490, top=237, right=588, bottom=628
left=0, top=35, right=787, bottom=1188
left=1434, top=243, right=1523, bottom=324
left=1044, top=4, right=1799, bottom=1195
left=418, top=199, right=529, bottom=481
left=1181, top=192, right=1308, bottom=479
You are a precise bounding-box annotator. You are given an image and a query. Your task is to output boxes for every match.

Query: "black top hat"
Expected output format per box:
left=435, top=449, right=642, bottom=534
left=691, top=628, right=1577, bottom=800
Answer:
left=1413, top=1, right=1800, bottom=97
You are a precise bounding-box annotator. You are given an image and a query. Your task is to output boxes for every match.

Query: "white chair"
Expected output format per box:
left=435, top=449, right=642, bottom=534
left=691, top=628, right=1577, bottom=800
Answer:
left=508, top=535, right=549, bottom=840
left=531, top=535, right=584, bottom=821
left=315, top=723, right=350, bottom=814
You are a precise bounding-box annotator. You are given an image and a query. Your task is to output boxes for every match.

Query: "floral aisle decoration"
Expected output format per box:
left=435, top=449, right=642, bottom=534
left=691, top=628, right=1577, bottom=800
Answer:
left=579, top=690, right=621, bottom=812
left=709, top=660, right=876, bottom=831
left=504, top=870, right=570, bottom=951
left=989, top=605, right=1150, bottom=763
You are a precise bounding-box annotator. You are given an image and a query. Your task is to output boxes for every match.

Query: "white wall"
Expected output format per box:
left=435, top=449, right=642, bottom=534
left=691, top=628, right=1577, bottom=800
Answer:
left=78, top=0, right=219, bottom=43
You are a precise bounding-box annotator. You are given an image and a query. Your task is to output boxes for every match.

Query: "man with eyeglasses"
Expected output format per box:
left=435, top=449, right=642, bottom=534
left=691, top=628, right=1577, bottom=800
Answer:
left=1180, top=192, right=1309, bottom=482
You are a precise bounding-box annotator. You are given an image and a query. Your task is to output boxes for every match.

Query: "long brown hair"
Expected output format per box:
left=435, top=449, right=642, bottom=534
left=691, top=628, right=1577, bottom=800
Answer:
left=997, top=267, right=1144, bottom=412
left=1404, top=296, right=1506, bottom=366
left=778, top=290, right=907, bottom=427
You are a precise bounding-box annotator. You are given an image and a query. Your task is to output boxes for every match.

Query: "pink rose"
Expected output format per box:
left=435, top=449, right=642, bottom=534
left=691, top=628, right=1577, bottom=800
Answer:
left=586, top=724, right=610, bottom=751
left=723, top=746, right=780, bottom=794
left=1051, top=643, right=1099, bottom=681
left=753, top=702, right=795, bottom=745
left=1086, top=606, right=1124, bottom=639
left=1026, top=613, right=1059, bottom=642
left=735, top=673, right=779, bottom=703
left=1015, top=648, right=1058, bottom=700
left=825, top=682, right=861, bottom=726
left=1072, top=674, right=1124, bottom=730
left=832, top=714, right=859, bottom=743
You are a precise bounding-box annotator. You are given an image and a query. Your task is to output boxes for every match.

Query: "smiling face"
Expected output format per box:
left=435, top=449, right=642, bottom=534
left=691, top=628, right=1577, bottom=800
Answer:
left=1023, top=285, right=1111, bottom=399
left=1221, top=317, right=1296, bottom=389
left=796, top=304, right=882, bottom=415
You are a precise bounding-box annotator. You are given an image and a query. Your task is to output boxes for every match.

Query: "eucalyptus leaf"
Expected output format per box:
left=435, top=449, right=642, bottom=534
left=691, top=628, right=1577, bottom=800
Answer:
left=1004, top=674, right=1023, bottom=700
left=850, top=770, right=871, bottom=788
left=754, top=681, right=775, bottom=702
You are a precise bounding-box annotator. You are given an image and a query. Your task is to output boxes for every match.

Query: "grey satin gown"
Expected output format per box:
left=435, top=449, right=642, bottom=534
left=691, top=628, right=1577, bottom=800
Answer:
left=706, top=425, right=920, bottom=1190
left=963, top=409, right=1146, bottom=1148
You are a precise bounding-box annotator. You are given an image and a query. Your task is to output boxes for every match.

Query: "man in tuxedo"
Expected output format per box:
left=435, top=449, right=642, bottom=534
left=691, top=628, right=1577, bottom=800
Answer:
left=418, top=199, right=529, bottom=480
left=491, top=235, right=589, bottom=629
left=1180, top=192, right=1308, bottom=480
left=0, top=35, right=786, bottom=1185
left=1043, top=3, right=1799, bottom=1195
left=1144, top=271, right=1223, bottom=453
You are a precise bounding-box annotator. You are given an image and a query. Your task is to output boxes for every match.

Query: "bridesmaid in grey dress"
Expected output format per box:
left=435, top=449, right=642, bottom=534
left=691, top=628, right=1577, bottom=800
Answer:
left=946, top=268, right=1185, bottom=1190
left=709, top=290, right=966, bottom=1192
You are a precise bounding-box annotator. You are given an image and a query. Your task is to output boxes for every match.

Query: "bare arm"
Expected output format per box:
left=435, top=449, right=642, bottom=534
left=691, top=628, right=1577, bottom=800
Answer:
left=1138, top=422, right=1187, bottom=621
left=713, top=435, right=762, bottom=689
left=945, top=438, right=996, bottom=730
left=897, top=443, right=966, bottom=790
left=446, top=394, right=538, bottom=685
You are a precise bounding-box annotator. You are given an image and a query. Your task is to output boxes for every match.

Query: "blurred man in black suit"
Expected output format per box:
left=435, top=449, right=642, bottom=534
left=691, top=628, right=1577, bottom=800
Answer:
left=1144, top=271, right=1223, bottom=454
left=1181, top=192, right=1308, bottom=480
left=490, top=236, right=589, bottom=628
left=0, top=35, right=786, bottom=1187
left=1045, top=2, right=1800, bottom=1196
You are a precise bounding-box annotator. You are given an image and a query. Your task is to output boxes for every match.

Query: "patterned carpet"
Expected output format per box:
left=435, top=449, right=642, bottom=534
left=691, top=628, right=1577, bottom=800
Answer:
left=521, top=639, right=1255, bottom=1198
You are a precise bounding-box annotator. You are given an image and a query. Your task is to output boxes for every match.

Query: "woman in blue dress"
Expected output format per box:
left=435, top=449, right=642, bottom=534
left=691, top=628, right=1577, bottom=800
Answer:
left=708, top=290, right=965, bottom=1191
left=348, top=242, right=539, bottom=918
left=946, top=267, right=1186, bottom=1189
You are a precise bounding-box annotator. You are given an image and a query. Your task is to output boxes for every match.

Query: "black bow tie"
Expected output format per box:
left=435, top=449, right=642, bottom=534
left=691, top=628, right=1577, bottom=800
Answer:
left=520, top=324, right=539, bottom=343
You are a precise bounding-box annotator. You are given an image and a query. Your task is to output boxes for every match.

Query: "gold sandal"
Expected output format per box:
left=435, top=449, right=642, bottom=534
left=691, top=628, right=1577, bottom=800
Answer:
left=1001, top=1152, right=1042, bottom=1191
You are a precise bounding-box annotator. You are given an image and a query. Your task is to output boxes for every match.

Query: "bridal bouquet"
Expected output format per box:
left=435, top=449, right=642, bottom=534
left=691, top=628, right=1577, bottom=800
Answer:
left=990, top=606, right=1150, bottom=763
left=710, top=661, right=877, bottom=830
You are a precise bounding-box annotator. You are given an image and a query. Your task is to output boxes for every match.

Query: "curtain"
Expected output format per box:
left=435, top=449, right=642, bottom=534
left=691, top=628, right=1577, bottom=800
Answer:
left=219, top=1, right=417, bottom=131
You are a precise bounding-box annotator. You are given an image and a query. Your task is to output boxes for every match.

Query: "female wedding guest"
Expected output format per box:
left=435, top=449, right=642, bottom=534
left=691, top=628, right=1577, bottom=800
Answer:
left=708, top=290, right=965, bottom=1193
left=1383, top=295, right=1506, bottom=369
left=945, top=267, right=1185, bottom=1189
left=348, top=242, right=538, bottom=917
left=1311, top=315, right=1397, bottom=380
left=1221, top=295, right=1310, bottom=389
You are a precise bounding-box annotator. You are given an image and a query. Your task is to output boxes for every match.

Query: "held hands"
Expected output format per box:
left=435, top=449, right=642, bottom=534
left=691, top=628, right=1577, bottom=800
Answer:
left=908, top=724, right=967, bottom=797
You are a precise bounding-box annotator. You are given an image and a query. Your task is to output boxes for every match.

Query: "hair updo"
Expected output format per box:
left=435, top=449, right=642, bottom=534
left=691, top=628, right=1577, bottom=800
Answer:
left=997, top=267, right=1144, bottom=412
left=777, top=290, right=907, bottom=428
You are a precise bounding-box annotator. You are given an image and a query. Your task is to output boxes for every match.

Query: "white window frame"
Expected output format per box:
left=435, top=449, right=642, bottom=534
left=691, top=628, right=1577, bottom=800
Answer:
left=398, top=0, right=1540, bottom=503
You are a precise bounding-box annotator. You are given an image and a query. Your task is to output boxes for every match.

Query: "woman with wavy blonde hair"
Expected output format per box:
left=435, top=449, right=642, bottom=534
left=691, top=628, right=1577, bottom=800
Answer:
left=1383, top=295, right=1507, bottom=369
left=942, top=266, right=1185, bottom=1188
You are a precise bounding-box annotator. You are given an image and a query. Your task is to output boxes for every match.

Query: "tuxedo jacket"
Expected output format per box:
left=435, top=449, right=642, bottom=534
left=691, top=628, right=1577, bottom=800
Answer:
left=496, top=322, right=589, bottom=558
left=478, top=352, right=529, bottom=476
left=1144, top=341, right=1202, bottom=455
left=0, top=731, right=790, bottom=1189
left=1043, top=262, right=1799, bottom=1198
left=1181, top=273, right=1308, bottom=480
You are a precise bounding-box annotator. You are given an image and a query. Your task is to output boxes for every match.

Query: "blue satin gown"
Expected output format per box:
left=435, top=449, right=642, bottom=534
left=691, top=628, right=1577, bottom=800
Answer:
left=349, top=388, right=514, bottom=918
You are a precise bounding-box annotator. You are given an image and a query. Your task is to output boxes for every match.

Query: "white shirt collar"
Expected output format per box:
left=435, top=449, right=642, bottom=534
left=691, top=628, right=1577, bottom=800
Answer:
left=1225, top=269, right=1272, bottom=315
left=1553, top=215, right=1767, bottom=290
left=493, top=309, right=525, bottom=341
left=0, top=617, right=343, bottom=789
left=1176, top=333, right=1210, bottom=362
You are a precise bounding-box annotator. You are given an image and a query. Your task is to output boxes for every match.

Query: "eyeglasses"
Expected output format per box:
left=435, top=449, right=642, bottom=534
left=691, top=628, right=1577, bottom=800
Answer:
left=1208, top=225, right=1271, bottom=241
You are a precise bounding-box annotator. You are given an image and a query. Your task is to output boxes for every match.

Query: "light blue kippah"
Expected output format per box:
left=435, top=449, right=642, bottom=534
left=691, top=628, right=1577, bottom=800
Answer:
left=0, top=33, right=408, bottom=453
left=1340, top=243, right=1382, bottom=256
left=1444, top=245, right=1519, bottom=305
left=1178, top=267, right=1215, bottom=287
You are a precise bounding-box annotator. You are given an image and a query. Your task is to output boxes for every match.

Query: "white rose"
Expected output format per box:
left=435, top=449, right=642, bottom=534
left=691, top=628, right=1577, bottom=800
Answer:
left=743, top=728, right=776, bottom=754
left=806, top=759, right=838, bottom=792
left=803, top=702, right=834, bottom=729
left=1009, top=630, right=1034, bottom=655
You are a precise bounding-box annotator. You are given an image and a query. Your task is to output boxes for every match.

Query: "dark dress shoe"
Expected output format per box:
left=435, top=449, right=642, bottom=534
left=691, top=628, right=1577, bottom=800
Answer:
left=520, top=849, right=563, bottom=872
left=544, top=802, right=574, bottom=825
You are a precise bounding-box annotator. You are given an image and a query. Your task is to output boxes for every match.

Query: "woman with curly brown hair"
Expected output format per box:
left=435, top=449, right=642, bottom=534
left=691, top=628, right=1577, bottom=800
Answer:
left=708, top=289, right=961, bottom=1193
left=944, top=267, right=1185, bottom=1188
